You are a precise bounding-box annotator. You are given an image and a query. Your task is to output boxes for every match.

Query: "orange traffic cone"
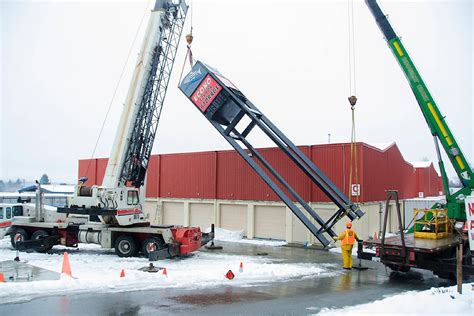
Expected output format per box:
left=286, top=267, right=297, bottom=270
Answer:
left=162, top=267, right=168, bottom=277
left=61, top=252, right=73, bottom=277
left=0, top=272, right=4, bottom=283
left=239, top=262, right=243, bottom=273
left=120, top=269, right=125, bottom=278
left=374, top=232, right=378, bottom=240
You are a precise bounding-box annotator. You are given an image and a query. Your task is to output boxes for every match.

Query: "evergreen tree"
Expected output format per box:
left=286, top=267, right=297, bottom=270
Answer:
left=39, top=174, right=51, bottom=185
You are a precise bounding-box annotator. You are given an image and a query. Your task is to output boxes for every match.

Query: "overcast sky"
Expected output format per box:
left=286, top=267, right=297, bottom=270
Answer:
left=1, top=0, right=473, bottom=184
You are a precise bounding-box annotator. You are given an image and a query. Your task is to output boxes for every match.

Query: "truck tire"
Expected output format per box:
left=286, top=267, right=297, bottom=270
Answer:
left=10, top=228, right=28, bottom=249
left=114, top=235, right=138, bottom=257
left=31, top=230, right=53, bottom=253
left=142, top=236, right=165, bottom=257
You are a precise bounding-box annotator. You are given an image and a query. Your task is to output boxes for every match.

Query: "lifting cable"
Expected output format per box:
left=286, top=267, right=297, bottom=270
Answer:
left=84, top=0, right=152, bottom=180
left=179, top=0, right=196, bottom=83
left=347, top=0, right=359, bottom=205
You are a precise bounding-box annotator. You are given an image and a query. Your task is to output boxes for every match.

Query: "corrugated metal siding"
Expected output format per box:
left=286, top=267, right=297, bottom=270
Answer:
left=159, top=151, right=216, bottom=199
left=77, top=142, right=441, bottom=203
left=310, top=144, right=356, bottom=202
left=310, top=145, right=339, bottom=202
left=415, top=167, right=426, bottom=197
left=403, top=198, right=445, bottom=228
left=414, top=164, right=443, bottom=198
left=217, top=147, right=310, bottom=202
left=78, top=159, right=97, bottom=185
left=361, top=144, right=386, bottom=202
left=403, top=162, right=417, bottom=199
left=387, top=145, right=415, bottom=199
left=77, top=158, right=108, bottom=186
left=146, top=155, right=160, bottom=198
left=362, top=144, right=417, bottom=201
left=96, top=158, right=108, bottom=185
left=429, top=165, right=443, bottom=196
left=216, top=150, right=267, bottom=201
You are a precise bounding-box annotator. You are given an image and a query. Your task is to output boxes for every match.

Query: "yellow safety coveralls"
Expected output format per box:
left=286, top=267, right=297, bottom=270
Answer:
left=334, top=229, right=359, bottom=269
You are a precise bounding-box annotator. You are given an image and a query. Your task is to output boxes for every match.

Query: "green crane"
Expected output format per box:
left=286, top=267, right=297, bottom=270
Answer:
left=365, top=0, right=473, bottom=220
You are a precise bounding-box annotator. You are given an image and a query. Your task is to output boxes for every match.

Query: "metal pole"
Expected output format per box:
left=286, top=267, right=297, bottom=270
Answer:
left=456, top=241, right=462, bottom=294
left=35, top=181, right=41, bottom=222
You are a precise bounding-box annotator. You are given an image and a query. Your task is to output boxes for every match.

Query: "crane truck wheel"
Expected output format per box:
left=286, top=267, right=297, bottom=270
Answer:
left=10, top=228, right=28, bottom=249
left=114, top=235, right=138, bottom=257
left=31, top=230, right=53, bottom=253
left=142, top=236, right=165, bottom=257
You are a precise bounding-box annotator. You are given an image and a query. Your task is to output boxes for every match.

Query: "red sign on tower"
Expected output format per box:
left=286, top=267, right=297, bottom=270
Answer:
left=191, top=74, right=222, bottom=112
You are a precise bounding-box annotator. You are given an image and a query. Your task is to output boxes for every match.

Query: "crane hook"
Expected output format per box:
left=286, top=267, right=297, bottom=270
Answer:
left=348, top=95, right=357, bottom=109
left=185, top=32, right=193, bottom=46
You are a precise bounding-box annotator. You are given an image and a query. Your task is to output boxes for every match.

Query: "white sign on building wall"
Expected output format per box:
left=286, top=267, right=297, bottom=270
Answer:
left=351, top=184, right=360, bottom=197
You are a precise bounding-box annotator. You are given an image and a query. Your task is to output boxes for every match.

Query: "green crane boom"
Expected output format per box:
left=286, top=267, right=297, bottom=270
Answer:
left=365, top=0, right=473, bottom=220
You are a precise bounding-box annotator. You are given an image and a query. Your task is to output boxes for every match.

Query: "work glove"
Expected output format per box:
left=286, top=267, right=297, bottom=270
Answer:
left=332, top=237, right=337, bottom=241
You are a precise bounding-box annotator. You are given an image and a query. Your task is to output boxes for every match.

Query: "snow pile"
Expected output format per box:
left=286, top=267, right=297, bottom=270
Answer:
left=0, top=238, right=333, bottom=304
left=206, top=227, right=288, bottom=246
left=314, top=283, right=473, bottom=315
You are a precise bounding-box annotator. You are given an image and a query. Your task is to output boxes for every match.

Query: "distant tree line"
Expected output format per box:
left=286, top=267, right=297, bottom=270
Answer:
left=0, top=173, right=52, bottom=192
left=0, top=179, right=25, bottom=192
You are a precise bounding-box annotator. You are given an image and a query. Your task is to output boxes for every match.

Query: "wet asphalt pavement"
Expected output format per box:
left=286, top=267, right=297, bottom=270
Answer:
left=0, top=242, right=455, bottom=316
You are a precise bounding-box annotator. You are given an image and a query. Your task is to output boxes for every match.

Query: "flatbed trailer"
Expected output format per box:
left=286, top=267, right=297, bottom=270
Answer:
left=357, top=192, right=473, bottom=279
left=359, top=234, right=473, bottom=279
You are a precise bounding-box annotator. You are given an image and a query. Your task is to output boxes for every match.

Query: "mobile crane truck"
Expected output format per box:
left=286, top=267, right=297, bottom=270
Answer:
left=9, top=0, right=214, bottom=259
left=357, top=0, right=473, bottom=279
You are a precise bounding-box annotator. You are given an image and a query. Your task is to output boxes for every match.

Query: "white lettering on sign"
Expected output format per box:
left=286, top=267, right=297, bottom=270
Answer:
left=466, top=196, right=474, bottom=252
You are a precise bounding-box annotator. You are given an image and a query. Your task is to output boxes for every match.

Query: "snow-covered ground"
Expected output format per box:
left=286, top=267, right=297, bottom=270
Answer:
left=0, top=230, right=333, bottom=304
left=313, top=283, right=473, bottom=315
left=2, top=228, right=472, bottom=314
left=209, top=227, right=288, bottom=246
left=327, top=232, right=473, bottom=315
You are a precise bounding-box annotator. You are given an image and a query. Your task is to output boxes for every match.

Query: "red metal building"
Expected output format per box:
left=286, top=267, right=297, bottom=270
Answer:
left=78, top=142, right=443, bottom=203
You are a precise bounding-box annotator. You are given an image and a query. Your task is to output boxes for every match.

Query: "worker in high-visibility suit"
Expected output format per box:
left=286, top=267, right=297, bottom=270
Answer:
left=333, top=222, right=359, bottom=269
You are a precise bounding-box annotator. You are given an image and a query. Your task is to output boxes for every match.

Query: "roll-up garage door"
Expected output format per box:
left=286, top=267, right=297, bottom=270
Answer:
left=190, top=203, right=214, bottom=230
left=220, top=204, right=247, bottom=235
left=254, top=205, right=285, bottom=240
left=162, top=201, right=184, bottom=225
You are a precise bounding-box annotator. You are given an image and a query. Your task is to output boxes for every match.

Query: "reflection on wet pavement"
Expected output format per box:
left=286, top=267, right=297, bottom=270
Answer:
left=173, top=288, right=274, bottom=306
